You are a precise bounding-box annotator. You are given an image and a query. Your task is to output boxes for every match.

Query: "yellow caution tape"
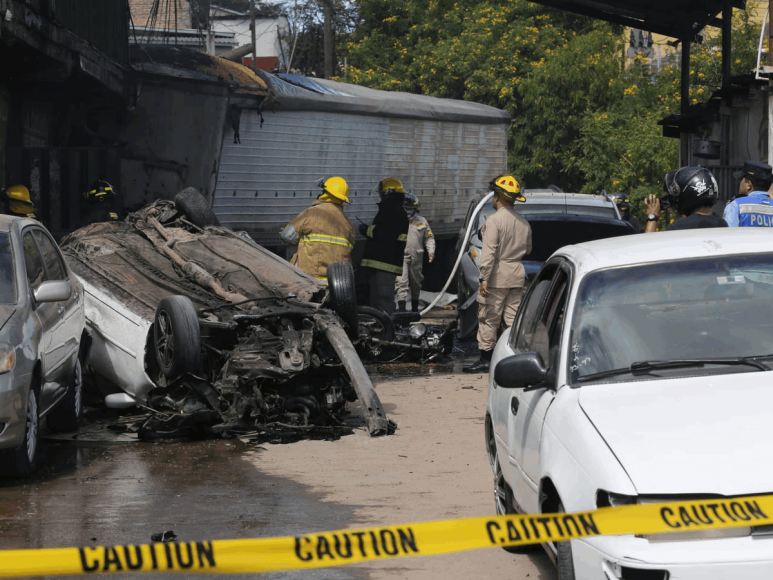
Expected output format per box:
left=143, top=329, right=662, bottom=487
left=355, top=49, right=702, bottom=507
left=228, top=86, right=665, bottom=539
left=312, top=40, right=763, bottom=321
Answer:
left=1, top=494, right=772, bottom=576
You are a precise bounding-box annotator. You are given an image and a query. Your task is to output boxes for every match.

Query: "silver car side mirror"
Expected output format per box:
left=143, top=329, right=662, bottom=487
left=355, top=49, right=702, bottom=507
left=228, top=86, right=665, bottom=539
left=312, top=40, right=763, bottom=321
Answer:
left=34, top=280, right=72, bottom=303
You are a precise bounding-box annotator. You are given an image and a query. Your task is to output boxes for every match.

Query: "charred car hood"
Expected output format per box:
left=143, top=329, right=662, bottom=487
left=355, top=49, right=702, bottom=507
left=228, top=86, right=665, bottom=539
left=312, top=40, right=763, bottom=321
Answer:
left=578, top=374, right=773, bottom=496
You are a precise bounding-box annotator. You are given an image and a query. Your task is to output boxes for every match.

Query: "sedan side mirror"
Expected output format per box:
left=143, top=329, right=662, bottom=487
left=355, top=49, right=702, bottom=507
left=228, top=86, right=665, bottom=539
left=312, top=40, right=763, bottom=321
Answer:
left=34, top=280, right=72, bottom=303
left=494, top=352, right=549, bottom=389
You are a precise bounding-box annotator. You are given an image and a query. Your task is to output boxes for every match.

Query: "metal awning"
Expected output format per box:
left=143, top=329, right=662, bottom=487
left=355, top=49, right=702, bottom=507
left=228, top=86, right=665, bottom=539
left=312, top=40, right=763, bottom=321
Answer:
left=529, top=0, right=746, bottom=39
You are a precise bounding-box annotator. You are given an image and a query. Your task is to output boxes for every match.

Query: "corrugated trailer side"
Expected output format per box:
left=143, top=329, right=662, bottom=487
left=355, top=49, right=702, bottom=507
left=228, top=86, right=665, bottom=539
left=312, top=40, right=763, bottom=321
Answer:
left=214, top=111, right=507, bottom=246
left=213, top=73, right=510, bottom=248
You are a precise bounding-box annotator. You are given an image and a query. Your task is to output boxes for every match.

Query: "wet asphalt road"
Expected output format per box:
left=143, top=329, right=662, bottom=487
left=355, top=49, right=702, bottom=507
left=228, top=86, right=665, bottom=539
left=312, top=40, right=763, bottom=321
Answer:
left=0, top=437, right=368, bottom=580
left=0, top=337, right=480, bottom=580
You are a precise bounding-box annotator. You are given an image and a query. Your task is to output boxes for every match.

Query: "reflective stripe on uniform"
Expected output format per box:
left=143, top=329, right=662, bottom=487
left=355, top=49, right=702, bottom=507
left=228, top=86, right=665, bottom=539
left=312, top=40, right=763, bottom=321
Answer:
left=397, top=233, right=408, bottom=242
left=300, top=234, right=354, bottom=251
left=316, top=276, right=328, bottom=284
left=367, top=225, right=376, bottom=238
left=361, top=258, right=402, bottom=275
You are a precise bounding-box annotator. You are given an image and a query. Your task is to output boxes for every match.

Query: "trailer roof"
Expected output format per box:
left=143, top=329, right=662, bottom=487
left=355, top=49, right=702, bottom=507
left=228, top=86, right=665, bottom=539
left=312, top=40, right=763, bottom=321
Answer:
left=529, top=0, right=746, bottom=39
left=258, top=71, right=511, bottom=125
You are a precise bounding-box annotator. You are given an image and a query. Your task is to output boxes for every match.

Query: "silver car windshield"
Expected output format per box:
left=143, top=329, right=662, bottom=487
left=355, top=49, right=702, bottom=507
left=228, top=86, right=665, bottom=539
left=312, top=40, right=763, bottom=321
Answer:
left=0, top=233, right=16, bottom=304
left=570, top=254, right=773, bottom=384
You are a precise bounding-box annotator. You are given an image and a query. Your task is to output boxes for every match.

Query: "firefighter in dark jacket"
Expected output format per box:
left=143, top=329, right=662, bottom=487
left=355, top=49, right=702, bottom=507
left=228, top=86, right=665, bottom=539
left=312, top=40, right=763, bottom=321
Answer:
left=357, top=177, right=409, bottom=313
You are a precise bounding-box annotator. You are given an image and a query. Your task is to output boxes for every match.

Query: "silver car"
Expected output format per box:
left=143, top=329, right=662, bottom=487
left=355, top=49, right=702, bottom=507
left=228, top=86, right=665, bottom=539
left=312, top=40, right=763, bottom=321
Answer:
left=0, top=216, right=85, bottom=477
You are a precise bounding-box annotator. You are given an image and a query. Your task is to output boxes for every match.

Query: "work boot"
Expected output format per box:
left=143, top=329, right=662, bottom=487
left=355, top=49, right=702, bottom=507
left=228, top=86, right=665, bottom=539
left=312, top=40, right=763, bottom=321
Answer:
left=463, top=349, right=493, bottom=373
left=411, top=299, right=420, bottom=312
left=398, top=300, right=407, bottom=312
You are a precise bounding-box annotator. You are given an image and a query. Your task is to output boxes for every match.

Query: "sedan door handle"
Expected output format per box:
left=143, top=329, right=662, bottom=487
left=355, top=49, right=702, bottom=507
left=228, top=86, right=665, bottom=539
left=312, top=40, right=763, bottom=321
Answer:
left=510, top=396, right=519, bottom=416
left=58, top=306, right=65, bottom=316
left=74, top=292, right=80, bottom=302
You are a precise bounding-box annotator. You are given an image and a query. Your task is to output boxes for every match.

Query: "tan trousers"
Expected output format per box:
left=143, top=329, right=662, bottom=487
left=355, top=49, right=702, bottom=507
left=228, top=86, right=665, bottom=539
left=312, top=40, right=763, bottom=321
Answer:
left=395, top=253, right=423, bottom=301
left=477, top=287, right=523, bottom=351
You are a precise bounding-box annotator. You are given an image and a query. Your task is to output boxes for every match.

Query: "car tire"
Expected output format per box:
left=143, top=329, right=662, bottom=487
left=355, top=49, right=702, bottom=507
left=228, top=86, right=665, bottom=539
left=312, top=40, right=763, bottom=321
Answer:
left=556, top=501, right=576, bottom=580
left=47, top=355, right=83, bottom=432
left=356, top=305, right=396, bottom=361
left=3, top=380, right=40, bottom=477
left=174, top=188, right=220, bottom=228
left=154, top=295, right=202, bottom=379
left=494, top=452, right=538, bottom=554
left=327, top=261, right=358, bottom=337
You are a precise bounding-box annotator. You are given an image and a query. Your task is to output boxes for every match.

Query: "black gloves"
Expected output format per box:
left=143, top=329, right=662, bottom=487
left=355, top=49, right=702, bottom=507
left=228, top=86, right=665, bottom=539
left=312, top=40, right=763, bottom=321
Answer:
left=359, top=223, right=369, bottom=236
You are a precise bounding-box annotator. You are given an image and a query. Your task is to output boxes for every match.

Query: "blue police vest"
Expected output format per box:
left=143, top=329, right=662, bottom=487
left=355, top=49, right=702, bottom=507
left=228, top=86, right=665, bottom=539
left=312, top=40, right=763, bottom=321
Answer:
left=738, top=192, right=773, bottom=227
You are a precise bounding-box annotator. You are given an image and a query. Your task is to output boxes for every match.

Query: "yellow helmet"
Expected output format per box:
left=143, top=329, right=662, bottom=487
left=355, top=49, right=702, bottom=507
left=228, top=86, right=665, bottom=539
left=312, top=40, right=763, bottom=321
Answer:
left=319, top=176, right=349, bottom=203
left=5, top=185, right=31, bottom=204
left=489, top=174, right=525, bottom=203
left=378, top=177, right=404, bottom=197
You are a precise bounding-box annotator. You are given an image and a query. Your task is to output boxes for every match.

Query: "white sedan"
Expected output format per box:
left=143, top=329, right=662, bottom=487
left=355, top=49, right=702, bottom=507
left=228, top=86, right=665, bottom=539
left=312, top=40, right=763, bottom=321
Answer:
left=486, top=228, right=773, bottom=580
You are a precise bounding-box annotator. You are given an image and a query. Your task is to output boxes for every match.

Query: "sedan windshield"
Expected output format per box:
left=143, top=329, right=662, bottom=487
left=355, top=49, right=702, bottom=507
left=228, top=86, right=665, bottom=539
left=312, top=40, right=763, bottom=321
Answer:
left=570, top=254, right=773, bottom=384
left=0, top=233, right=15, bottom=304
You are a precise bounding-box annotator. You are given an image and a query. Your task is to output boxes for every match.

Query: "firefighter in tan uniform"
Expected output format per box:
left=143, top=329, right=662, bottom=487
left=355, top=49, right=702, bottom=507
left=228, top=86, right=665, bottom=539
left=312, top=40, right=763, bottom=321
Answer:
left=463, top=175, right=531, bottom=373
left=280, top=176, right=355, bottom=283
left=2, top=185, right=36, bottom=219
left=396, top=193, right=436, bottom=312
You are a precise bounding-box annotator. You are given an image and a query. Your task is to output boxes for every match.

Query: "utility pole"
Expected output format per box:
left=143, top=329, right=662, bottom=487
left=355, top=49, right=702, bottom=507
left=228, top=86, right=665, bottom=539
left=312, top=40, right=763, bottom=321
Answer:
left=322, top=0, right=334, bottom=78
left=250, top=0, right=257, bottom=71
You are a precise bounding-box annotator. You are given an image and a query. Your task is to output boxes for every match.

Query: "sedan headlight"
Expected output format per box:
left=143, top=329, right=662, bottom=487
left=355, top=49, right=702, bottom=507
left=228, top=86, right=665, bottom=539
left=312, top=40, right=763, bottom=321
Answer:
left=0, top=342, right=16, bottom=374
left=596, top=490, right=751, bottom=542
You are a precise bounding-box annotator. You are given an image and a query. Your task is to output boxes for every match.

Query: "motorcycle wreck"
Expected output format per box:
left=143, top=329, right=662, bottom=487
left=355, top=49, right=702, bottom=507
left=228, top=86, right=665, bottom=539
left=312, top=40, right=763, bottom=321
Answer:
left=355, top=307, right=457, bottom=363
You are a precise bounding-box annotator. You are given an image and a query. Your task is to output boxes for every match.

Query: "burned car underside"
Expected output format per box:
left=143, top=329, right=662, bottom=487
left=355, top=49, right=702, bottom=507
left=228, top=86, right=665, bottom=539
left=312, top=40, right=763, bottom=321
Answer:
left=61, top=197, right=389, bottom=440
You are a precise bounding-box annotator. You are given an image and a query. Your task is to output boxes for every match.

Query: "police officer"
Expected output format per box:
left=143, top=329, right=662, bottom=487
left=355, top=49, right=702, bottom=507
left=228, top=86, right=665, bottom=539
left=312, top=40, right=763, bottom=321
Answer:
left=395, top=193, right=436, bottom=312
left=723, top=161, right=773, bottom=227
left=357, top=177, right=409, bottom=313
left=2, top=185, right=36, bottom=219
left=645, top=167, right=727, bottom=231
left=609, top=191, right=643, bottom=232
left=82, top=180, right=120, bottom=226
left=464, top=175, right=531, bottom=374
left=280, top=176, right=355, bottom=283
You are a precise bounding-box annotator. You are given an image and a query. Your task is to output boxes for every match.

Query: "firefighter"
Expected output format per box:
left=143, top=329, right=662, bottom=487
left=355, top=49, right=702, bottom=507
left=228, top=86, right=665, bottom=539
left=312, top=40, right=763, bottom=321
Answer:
left=395, top=193, right=436, bottom=312
left=82, top=180, right=120, bottom=226
left=2, top=185, right=36, bottom=219
left=463, top=174, right=531, bottom=374
left=280, top=176, right=355, bottom=283
left=357, top=177, right=409, bottom=313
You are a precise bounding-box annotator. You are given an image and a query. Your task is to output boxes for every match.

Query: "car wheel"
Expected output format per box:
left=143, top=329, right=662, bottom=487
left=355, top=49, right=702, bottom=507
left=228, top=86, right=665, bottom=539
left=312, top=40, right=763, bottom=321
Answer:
left=174, top=188, right=220, bottom=228
left=556, top=501, right=576, bottom=580
left=154, top=295, right=202, bottom=379
left=356, top=305, right=396, bottom=361
left=494, top=452, right=538, bottom=554
left=47, top=356, right=83, bottom=432
left=327, top=261, right=358, bottom=338
left=3, top=381, right=40, bottom=477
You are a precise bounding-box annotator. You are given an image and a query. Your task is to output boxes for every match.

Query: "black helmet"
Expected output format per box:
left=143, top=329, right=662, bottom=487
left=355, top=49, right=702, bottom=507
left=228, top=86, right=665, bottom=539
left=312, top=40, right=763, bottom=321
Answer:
left=403, top=192, right=419, bottom=209
left=609, top=191, right=632, bottom=211
left=670, top=167, right=718, bottom=214
left=84, top=180, right=116, bottom=203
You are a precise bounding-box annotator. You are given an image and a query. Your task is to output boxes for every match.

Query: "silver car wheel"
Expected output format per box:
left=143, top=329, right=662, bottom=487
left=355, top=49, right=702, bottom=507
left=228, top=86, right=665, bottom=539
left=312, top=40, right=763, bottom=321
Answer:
left=156, top=311, right=174, bottom=368
left=494, top=456, right=508, bottom=516
left=25, top=389, right=38, bottom=464
left=73, top=358, right=83, bottom=419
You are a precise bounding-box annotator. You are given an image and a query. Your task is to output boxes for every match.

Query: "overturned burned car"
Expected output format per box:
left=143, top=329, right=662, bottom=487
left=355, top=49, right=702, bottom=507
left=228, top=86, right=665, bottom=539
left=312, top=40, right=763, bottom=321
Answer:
left=60, top=192, right=389, bottom=440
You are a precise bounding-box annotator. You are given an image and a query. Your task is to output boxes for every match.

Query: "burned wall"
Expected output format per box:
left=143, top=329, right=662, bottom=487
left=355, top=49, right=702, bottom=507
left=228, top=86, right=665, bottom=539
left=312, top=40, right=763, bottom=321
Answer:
left=119, top=76, right=229, bottom=211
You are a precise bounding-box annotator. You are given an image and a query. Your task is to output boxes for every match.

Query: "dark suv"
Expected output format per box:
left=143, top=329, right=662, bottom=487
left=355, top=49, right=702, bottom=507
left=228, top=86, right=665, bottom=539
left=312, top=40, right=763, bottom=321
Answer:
left=456, top=189, right=636, bottom=339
